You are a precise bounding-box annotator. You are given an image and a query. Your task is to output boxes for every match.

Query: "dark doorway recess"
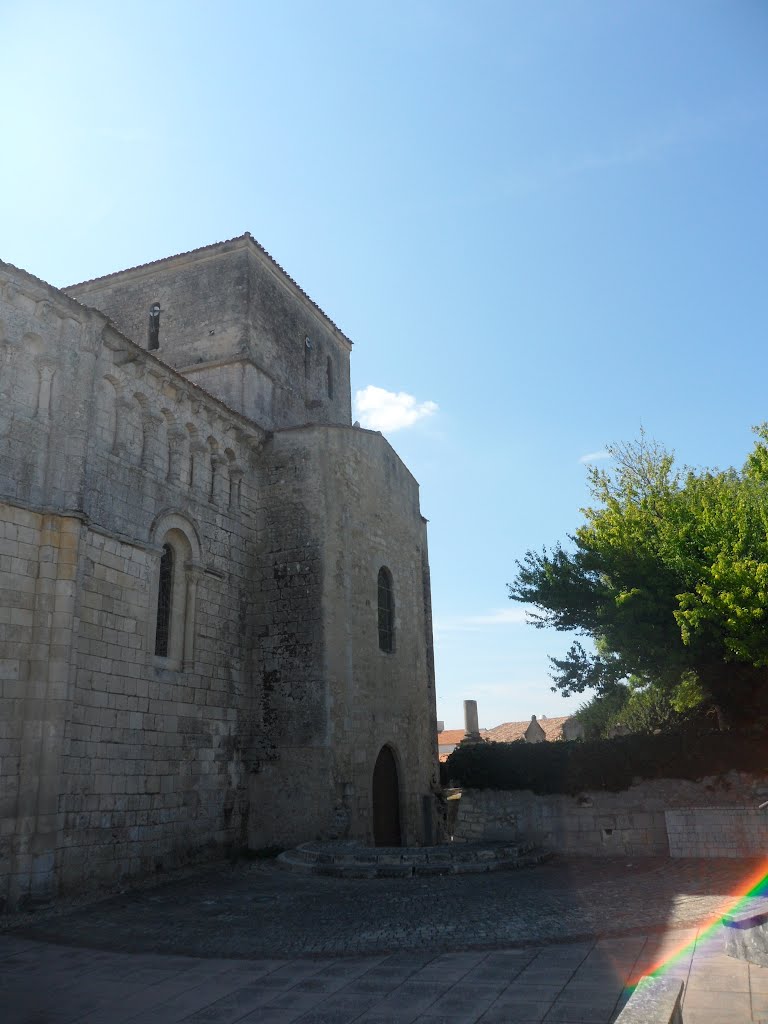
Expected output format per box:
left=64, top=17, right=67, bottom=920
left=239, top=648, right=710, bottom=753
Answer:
left=372, top=745, right=402, bottom=846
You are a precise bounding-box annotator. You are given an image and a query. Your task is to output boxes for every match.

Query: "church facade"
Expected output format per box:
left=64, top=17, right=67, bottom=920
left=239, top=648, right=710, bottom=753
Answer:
left=0, top=234, right=440, bottom=910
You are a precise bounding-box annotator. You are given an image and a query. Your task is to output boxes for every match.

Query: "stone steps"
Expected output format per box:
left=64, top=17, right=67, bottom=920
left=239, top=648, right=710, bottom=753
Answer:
left=277, top=840, right=553, bottom=878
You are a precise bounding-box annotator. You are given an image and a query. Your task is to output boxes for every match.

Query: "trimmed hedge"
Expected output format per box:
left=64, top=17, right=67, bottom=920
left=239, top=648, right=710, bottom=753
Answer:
left=444, top=729, right=768, bottom=795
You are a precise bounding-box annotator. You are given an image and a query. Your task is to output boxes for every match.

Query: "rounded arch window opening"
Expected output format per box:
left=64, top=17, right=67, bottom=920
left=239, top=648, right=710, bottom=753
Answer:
left=149, top=513, right=200, bottom=670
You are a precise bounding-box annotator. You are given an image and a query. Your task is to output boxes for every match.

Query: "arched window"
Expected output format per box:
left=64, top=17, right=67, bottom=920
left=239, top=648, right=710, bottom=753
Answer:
left=149, top=513, right=201, bottom=670
left=378, top=567, right=394, bottom=652
left=154, top=544, right=174, bottom=657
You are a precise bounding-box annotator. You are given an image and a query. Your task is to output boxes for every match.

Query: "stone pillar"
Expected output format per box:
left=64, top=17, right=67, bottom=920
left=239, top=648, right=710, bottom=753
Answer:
left=189, top=441, right=208, bottom=492
left=228, top=468, right=243, bottom=509
left=182, top=563, right=202, bottom=670
left=463, top=699, right=480, bottom=740
left=113, top=397, right=135, bottom=459
left=8, top=512, right=80, bottom=909
left=210, top=453, right=228, bottom=505
left=141, top=412, right=167, bottom=475
left=36, top=362, right=57, bottom=420
left=167, top=429, right=187, bottom=484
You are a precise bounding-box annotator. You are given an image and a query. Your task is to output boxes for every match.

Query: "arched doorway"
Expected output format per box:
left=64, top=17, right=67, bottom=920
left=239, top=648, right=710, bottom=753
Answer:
left=372, top=745, right=402, bottom=846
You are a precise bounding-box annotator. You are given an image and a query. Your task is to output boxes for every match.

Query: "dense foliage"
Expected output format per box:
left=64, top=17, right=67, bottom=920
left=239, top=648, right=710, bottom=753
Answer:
left=574, top=685, right=631, bottom=739
left=508, top=428, right=768, bottom=725
left=444, top=731, right=768, bottom=794
left=575, top=674, right=706, bottom=739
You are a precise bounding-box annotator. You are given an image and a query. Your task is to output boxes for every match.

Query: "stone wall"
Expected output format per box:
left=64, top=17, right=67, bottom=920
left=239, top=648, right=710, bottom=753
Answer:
left=248, top=425, right=440, bottom=848
left=1, top=261, right=267, bottom=906
left=316, top=425, right=439, bottom=846
left=67, top=241, right=250, bottom=371
left=0, top=506, right=83, bottom=909
left=1, top=250, right=439, bottom=908
left=666, top=808, right=768, bottom=858
left=453, top=773, right=768, bottom=858
left=66, top=235, right=352, bottom=431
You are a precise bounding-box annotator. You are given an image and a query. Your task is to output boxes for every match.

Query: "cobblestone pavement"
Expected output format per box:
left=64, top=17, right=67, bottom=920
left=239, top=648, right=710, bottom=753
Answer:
left=3, top=855, right=758, bottom=957
left=3, top=856, right=767, bottom=1023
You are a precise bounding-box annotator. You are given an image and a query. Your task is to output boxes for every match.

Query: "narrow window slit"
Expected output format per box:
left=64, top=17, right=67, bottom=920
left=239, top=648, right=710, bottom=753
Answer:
left=148, top=303, right=161, bottom=350
left=155, top=544, right=174, bottom=656
left=378, top=567, right=394, bottom=652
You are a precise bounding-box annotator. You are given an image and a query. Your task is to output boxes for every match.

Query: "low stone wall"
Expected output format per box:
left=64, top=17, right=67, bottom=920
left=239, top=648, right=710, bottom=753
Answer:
left=666, top=807, right=768, bottom=858
left=453, top=773, right=768, bottom=858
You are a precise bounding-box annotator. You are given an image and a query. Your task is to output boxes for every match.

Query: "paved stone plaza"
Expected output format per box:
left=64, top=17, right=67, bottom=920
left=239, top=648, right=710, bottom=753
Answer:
left=2, top=856, right=768, bottom=1022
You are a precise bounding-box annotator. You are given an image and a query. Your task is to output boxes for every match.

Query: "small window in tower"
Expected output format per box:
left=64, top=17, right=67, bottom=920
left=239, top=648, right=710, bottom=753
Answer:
left=378, top=567, right=394, bottom=653
left=154, top=543, right=174, bottom=656
left=148, top=303, right=161, bottom=350
left=326, top=356, right=334, bottom=400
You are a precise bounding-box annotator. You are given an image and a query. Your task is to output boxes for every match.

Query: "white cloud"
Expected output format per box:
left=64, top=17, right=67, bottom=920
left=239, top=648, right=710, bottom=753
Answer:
left=434, top=607, right=531, bottom=633
left=579, top=450, right=611, bottom=464
left=354, top=385, right=438, bottom=433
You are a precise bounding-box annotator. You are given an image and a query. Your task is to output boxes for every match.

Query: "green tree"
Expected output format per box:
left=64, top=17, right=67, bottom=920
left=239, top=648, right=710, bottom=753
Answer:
left=576, top=674, right=706, bottom=739
left=509, top=428, right=768, bottom=726
left=575, top=684, right=629, bottom=739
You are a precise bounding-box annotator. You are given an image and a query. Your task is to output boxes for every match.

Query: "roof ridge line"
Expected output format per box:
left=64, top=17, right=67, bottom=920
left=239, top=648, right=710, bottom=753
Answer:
left=64, top=231, right=353, bottom=346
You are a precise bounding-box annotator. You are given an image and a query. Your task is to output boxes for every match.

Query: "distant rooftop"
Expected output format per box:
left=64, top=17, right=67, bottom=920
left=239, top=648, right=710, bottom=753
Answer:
left=437, top=715, right=578, bottom=761
left=484, top=715, right=574, bottom=743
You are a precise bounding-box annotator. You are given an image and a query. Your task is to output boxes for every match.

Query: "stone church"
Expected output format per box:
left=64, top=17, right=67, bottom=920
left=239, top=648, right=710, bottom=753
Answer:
left=0, top=233, right=440, bottom=910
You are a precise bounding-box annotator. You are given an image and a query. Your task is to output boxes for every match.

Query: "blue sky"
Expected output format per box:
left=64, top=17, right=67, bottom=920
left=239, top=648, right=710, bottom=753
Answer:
left=2, top=1, right=766, bottom=729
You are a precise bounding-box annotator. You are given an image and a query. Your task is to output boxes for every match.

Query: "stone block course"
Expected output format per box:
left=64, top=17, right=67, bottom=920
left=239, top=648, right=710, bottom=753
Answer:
left=454, top=778, right=768, bottom=858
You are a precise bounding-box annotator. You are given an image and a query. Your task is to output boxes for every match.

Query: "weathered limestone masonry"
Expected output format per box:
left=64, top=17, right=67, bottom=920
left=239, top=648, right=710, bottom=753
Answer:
left=0, top=234, right=439, bottom=910
left=248, top=425, right=438, bottom=848
left=666, top=806, right=768, bottom=858
left=67, top=234, right=352, bottom=432
left=453, top=773, right=768, bottom=857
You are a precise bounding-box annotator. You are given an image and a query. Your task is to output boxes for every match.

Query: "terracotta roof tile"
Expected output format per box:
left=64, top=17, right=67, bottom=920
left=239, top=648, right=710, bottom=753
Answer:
left=437, top=729, right=467, bottom=746
left=485, top=715, right=574, bottom=743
